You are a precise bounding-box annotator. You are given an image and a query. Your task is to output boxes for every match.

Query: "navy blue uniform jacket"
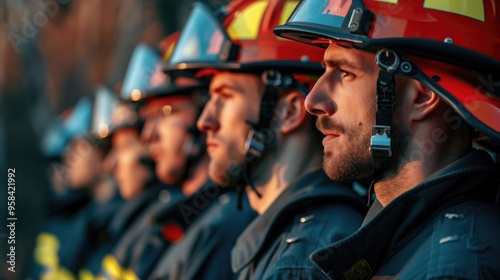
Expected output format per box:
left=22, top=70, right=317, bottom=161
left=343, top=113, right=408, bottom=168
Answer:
left=311, top=150, right=500, bottom=279
left=232, top=168, right=367, bottom=279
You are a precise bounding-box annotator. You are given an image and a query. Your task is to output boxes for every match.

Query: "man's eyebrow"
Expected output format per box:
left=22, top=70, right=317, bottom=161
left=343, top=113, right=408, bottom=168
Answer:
left=321, top=58, right=358, bottom=70
left=210, top=83, right=243, bottom=94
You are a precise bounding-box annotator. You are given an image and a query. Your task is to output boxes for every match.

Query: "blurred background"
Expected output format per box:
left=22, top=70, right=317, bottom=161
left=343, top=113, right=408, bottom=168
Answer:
left=0, top=0, right=229, bottom=278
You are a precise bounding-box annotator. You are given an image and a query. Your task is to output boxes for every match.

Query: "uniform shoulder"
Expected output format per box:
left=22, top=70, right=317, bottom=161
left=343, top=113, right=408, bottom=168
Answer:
left=426, top=200, right=500, bottom=279
left=268, top=203, right=364, bottom=273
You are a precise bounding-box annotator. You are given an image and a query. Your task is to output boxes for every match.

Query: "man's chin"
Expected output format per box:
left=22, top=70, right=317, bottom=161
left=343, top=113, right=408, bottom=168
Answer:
left=156, top=167, right=179, bottom=185
left=323, top=155, right=374, bottom=184
left=208, top=164, right=231, bottom=187
left=208, top=160, right=244, bottom=188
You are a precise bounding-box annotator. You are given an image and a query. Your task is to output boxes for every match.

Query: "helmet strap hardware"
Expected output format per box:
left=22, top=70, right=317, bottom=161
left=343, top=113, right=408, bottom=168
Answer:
left=347, top=6, right=373, bottom=35
left=262, top=69, right=310, bottom=95
left=237, top=78, right=280, bottom=208
left=244, top=127, right=266, bottom=161
left=371, top=49, right=399, bottom=178
left=237, top=70, right=311, bottom=208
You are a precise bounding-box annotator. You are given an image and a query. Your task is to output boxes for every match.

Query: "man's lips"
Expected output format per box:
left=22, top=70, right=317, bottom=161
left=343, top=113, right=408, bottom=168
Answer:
left=206, top=141, right=219, bottom=147
left=150, top=147, right=161, bottom=161
left=322, top=133, right=340, bottom=146
left=206, top=141, right=219, bottom=153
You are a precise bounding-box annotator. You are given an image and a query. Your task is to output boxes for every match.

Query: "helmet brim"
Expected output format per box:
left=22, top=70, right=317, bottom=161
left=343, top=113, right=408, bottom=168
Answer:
left=274, top=23, right=500, bottom=76
left=164, top=60, right=325, bottom=76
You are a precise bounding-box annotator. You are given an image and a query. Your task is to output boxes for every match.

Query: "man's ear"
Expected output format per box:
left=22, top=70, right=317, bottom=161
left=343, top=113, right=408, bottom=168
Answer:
left=276, top=91, right=308, bottom=134
left=409, top=80, right=442, bottom=122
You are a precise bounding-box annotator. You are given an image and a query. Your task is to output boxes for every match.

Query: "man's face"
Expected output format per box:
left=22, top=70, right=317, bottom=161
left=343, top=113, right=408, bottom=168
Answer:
left=141, top=96, right=198, bottom=185
left=197, top=72, right=263, bottom=186
left=64, top=138, right=103, bottom=189
left=305, top=43, right=379, bottom=183
left=108, top=128, right=152, bottom=200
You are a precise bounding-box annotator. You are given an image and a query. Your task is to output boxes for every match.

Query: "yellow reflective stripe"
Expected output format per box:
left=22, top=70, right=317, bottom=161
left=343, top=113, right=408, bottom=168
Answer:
left=79, top=268, right=95, bottom=280
left=101, top=255, right=123, bottom=279
left=376, top=0, right=398, bottom=3
left=279, top=1, right=299, bottom=25
left=34, top=233, right=59, bottom=268
left=37, top=233, right=60, bottom=249
left=163, top=42, right=177, bottom=63
left=123, top=269, right=140, bottom=280
left=277, top=0, right=300, bottom=41
left=227, top=0, right=268, bottom=40
left=41, top=267, right=76, bottom=280
left=424, top=0, right=484, bottom=21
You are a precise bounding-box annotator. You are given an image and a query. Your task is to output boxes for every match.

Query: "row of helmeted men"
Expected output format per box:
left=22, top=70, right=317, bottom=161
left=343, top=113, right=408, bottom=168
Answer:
left=30, top=0, right=500, bottom=279
left=29, top=2, right=366, bottom=279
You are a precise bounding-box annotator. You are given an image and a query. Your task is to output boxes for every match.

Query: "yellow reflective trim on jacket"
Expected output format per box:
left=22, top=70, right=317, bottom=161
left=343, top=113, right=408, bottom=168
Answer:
left=34, top=232, right=59, bottom=268
left=40, top=266, right=76, bottom=280
left=79, top=268, right=95, bottom=280
left=123, top=269, right=140, bottom=280
left=101, top=255, right=123, bottom=279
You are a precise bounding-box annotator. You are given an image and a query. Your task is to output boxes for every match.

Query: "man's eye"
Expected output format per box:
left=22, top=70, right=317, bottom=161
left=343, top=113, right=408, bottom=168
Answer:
left=340, top=70, right=354, bottom=80
left=218, top=92, right=233, bottom=99
left=209, top=91, right=230, bottom=99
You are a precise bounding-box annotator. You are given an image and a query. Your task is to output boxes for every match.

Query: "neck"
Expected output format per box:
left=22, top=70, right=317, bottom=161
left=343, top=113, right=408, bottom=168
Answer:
left=374, top=125, right=471, bottom=206
left=182, top=155, right=209, bottom=196
left=246, top=136, right=322, bottom=215
left=92, top=176, right=117, bottom=203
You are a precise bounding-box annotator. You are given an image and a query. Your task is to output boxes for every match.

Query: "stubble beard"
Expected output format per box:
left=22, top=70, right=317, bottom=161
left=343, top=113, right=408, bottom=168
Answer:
left=208, top=154, right=246, bottom=188
left=379, top=110, right=411, bottom=181
left=322, top=132, right=374, bottom=184
left=321, top=116, right=411, bottom=184
left=318, top=116, right=375, bottom=184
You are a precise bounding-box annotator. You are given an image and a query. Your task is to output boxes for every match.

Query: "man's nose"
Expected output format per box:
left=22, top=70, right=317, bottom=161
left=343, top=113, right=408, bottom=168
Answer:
left=305, top=76, right=336, bottom=117
left=197, top=103, right=219, bottom=133
left=141, top=118, right=158, bottom=143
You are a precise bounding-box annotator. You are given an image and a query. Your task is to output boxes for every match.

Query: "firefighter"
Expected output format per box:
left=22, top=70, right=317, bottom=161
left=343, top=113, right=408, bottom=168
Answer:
left=100, top=36, right=255, bottom=280
left=274, top=0, right=500, bottom=278
left=78, top=88, right=183, bottom=278
left=164, top=0, right=368, bottom=278
left=31, top=88, right=123, bottom=280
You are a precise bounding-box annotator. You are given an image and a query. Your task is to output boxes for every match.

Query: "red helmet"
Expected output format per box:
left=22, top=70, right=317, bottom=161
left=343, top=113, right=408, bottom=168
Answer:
left=274, top=0, right=500, bottom=150
left=165, top=0, right=326, bottom=82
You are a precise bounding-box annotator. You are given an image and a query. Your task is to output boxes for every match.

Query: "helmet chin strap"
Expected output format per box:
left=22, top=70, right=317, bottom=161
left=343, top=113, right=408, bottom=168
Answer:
left=180, top=125, right=206, bottom=182
left=236, top=70, right=309, bottom=209
left=236, top=94, right=277, bottom=209
left=367, top=49, right=398, bottom=204
left=180, top=93, right=208, bottom=183
left=139, top=155, right=159, bottom=186
left=236, top=78, right=280, bottom=209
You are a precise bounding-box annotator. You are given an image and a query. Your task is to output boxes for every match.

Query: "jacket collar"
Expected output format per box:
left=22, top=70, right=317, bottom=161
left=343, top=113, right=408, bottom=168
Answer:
left=232, top=168, right=365, bottom=273
left=311, top=150, right=498, bottom=280
left=108, top=183, right=171, bottom=238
